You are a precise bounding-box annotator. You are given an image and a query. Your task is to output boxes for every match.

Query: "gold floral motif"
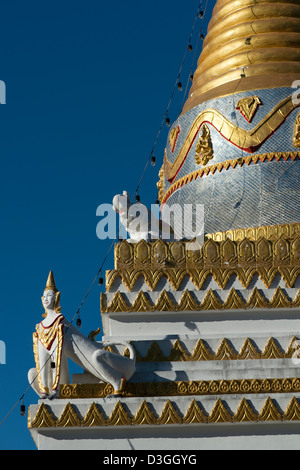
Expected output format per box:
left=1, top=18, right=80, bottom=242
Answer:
left=59, top=377, right=300, bottom=400
left=29, top=397, right=300, bottom=428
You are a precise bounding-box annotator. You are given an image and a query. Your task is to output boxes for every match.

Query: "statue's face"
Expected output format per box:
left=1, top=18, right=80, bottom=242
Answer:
left=42, top=290, right=56, bottom=310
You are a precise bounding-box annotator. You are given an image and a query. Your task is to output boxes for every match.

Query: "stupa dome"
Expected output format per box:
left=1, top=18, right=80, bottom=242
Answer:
left=159, top=0, right=300, bottom=237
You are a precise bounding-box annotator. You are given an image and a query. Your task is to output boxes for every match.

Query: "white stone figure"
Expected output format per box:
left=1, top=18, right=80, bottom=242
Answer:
left=28, top=271, right=136, bottom=399
left=112, top=190, right=174, bottom=242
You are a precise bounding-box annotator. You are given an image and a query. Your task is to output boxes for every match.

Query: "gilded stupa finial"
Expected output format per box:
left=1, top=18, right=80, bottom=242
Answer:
left=182, top=0, right=300, bottom=113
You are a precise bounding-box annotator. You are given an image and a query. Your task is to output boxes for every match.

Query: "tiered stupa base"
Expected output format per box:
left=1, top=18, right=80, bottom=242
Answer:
left=29, top=226, right=300, bottom=449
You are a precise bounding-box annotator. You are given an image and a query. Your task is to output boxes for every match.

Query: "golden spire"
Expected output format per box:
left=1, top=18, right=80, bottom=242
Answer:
left=44, top=270, right=58, bottom=293
left=182, top=0, right=300, bottom=113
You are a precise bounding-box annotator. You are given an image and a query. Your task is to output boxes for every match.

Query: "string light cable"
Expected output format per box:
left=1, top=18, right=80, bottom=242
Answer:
left=0, top=1, right=209, bottom=428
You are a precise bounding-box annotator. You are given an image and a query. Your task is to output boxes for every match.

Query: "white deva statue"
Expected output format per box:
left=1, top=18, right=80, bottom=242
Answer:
left=112, top=190, right=174, bottom=243
left=28, top=271, right=136, bottom=399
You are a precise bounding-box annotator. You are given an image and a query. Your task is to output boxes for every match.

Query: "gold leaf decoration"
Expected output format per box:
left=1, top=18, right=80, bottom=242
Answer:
left=55, top=402, right=81, bottom=427
left=236, top=96, right=262, bottom=123
left=208, top=398, right=232, bottom=423
left=106, top=401, right=132, bottom=426
left=29, top=397, right=300, bottom=428
left=157, top=400, right=182, bottom=425
left=29, top=403, right=56, bottom=428
left=132, top=401, right=156, bottom=425
left=233, top=398, right=258, bottom=422
left=258, top=397, right=282, bottom=422
left=102, top=285, right=300, bottom=314
left=81, top=402, right=106, bottom=427
left=183, top=399, right=207, bottom=424
left=283, top=397, right=300, bottom=421
left=261, top=338, right=285, bottom=360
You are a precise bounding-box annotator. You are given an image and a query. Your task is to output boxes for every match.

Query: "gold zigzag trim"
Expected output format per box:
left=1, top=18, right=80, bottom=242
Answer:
left=59, top=377, right=300, bottom=400
left=101, top=286, right=300, bottom=313
left=162, top=151, right=300, bottom=205
left=102, top=336, right=300, bottom=363
left=106, top=266, right=300, bottom=292
left=28, top=396, right=300, bottom=428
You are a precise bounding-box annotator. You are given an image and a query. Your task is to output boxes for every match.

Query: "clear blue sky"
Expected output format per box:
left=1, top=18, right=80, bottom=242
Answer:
left=0, top=0, right=215, bottom=449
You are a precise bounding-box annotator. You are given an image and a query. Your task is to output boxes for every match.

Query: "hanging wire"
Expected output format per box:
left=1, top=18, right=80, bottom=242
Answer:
left=132, top=0, right=205, bottom=202
left=0, top=0, right=209, bottom=429
left=180, top=0, right=209, bottom=113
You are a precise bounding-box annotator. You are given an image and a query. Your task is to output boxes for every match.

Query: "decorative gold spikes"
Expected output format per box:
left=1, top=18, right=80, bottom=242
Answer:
left=157, top=400, right=182, bottom=425
left=132, top=401, right=156, bottom=426
left=283, top=397, right=300, bottom=421
left=258, top=397, right=282, bottom=422
left=106, top=401, right=131, bottom=426
left=183, top=399, right=207, bottom=424
left=101, top=286, right=300, bottom=314
left=208, top=398, right=232, bottom=423
left=55, top=402, right=81, bottom=427
left=29, top=402, right=56, bottom=428
left=29, top=397, right=300, bottom=428
left=81, top=402, right=106, bottom=427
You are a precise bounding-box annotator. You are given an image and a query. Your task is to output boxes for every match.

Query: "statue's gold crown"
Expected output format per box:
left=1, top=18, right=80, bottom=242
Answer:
left=44, top=270, right=58, bottom=293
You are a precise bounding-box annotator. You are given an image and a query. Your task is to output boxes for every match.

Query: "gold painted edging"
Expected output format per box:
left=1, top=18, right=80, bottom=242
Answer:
left=161, top=151, right=300, bottom=205
left=59, top=377, right=300, bottom=400
left=28, top=396, right=300, bottom=428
